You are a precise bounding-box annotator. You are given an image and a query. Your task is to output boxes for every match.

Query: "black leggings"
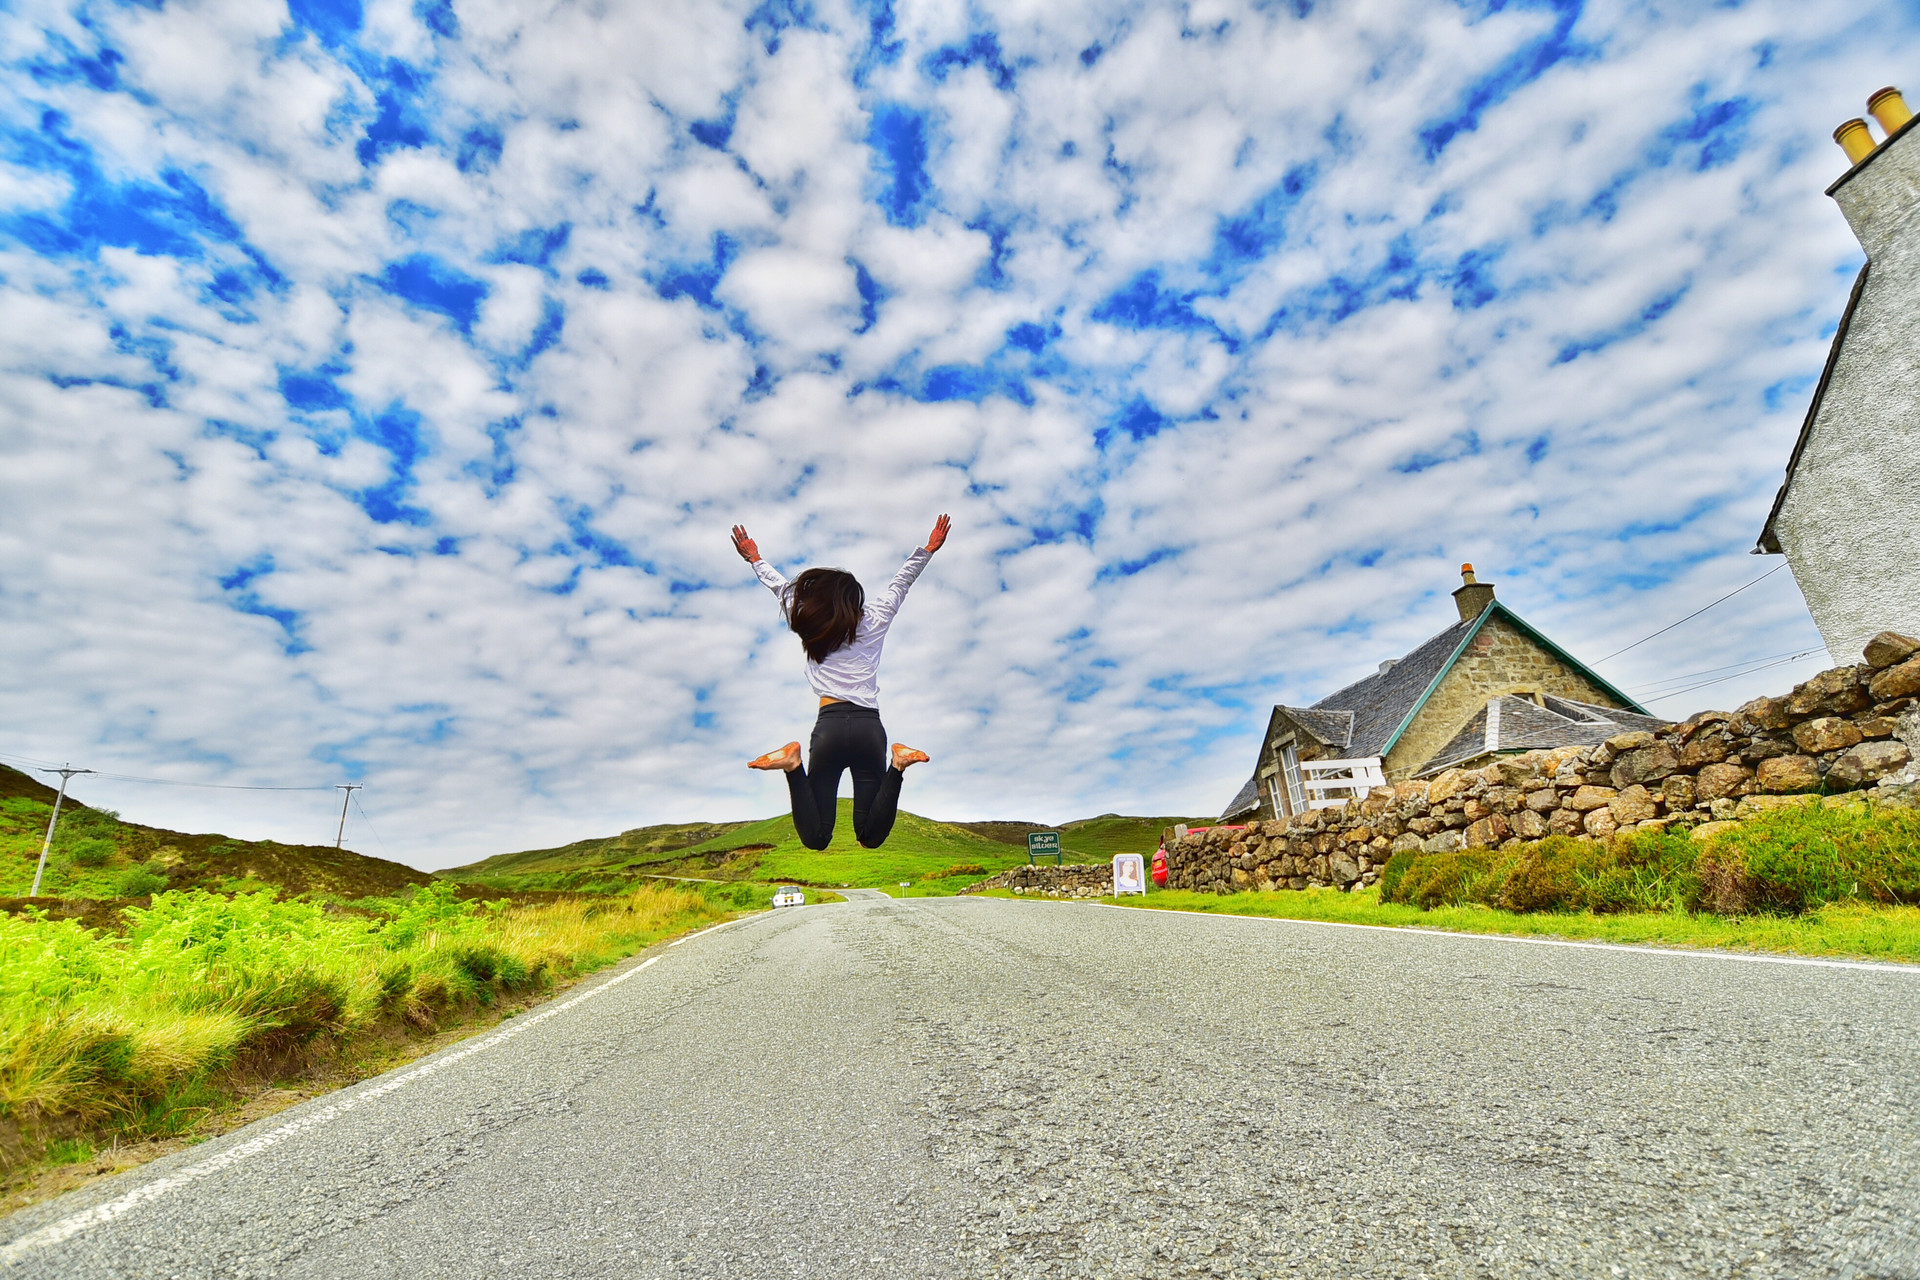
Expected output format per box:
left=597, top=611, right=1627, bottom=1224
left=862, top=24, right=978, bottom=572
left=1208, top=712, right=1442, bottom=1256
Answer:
left=786, top=703, right=903, bottom=850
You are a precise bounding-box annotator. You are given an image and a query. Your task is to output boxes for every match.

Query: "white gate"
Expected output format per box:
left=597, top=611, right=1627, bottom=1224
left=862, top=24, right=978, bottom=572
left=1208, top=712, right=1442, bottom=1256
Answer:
left=1301, top=757, right=1387, bottom=810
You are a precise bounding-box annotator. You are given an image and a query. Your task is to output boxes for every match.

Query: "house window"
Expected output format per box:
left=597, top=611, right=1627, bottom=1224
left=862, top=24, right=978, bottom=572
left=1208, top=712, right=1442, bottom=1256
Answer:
left=1279, top=743, right=1306, bottom=815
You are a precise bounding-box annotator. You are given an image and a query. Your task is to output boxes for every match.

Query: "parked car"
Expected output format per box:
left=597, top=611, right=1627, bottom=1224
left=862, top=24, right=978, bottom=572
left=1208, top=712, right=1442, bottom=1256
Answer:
left=771, top=885, right=805, bottom=907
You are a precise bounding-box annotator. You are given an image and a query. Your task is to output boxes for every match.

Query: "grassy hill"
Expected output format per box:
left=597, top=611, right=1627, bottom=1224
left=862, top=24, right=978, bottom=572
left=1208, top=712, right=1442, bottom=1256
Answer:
left=452, top=820, right=753, bottom=881
left=0, top=764, right=433, bottom=906
left=443, top=808, right=1207, bottom=897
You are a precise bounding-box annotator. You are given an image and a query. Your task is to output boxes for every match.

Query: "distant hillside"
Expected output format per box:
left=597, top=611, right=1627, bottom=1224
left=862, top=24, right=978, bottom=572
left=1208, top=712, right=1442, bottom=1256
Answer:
left=452, top=820, right=752, bottom=880
left=444, top=809, right=1208, bottom=896
left=0, top=764, right=433, bottom=903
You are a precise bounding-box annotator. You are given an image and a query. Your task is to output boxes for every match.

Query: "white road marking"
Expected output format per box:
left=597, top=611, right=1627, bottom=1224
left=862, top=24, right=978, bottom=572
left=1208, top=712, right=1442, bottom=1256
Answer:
left=1094, top=901, right=1920, bottom=973
left=668, top=915, right=751, bottom=946
left=0, top=915, right=772, bottom=1266
left=3, top=911, right=787, bottom=1262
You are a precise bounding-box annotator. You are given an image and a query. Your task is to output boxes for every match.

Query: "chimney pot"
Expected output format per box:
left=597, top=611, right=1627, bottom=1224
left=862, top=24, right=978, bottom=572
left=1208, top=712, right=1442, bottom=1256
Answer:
left=1869, top=86, right=1913, bottom=135
left=1835, top=118, right=1878, bottom=165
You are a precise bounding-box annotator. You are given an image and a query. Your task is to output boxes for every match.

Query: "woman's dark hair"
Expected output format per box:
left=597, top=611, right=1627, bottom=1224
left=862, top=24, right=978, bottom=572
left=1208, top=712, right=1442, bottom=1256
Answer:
left=788, top=568, right=864, bottom=662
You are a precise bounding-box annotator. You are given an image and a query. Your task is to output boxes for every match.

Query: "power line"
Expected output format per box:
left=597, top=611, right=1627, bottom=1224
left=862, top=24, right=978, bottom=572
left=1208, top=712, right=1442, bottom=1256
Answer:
left=1625, top=647, right=1819, bottom=693
left=1639, top=649, right=1825, bottom=705
left=1596, top=563, right=1787, bottom=663
left=0, top=751, right=328, bottom=791
left=349, top=790, right=394, bottom=861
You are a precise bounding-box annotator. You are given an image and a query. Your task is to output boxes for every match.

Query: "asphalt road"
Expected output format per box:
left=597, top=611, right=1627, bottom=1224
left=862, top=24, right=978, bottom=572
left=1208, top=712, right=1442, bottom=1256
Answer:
left=6, top=896, right=1918, bottom=1279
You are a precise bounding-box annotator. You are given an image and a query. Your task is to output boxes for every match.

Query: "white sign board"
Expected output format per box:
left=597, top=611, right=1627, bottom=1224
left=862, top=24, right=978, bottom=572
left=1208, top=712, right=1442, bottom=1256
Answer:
left=1112, top=853, right=1146, bottom=896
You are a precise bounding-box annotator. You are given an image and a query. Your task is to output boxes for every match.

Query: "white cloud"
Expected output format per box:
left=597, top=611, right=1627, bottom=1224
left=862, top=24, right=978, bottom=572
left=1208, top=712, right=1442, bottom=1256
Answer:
left=0, top=0, right=1904, bottom=863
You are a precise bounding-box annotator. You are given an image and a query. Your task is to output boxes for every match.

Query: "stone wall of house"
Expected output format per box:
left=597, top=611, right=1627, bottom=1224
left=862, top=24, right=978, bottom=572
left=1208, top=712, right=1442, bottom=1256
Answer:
left=963, top=864, right=1115, bottom=898
left=1163, top=632, right=1920, bottom=895
left=1384, top=615, right=1628, bottom=777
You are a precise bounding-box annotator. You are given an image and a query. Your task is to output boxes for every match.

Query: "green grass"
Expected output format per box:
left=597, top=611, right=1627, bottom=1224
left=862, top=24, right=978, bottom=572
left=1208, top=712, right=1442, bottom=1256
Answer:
left=444, top=806, right=1202, bottom=896
left=1371, top=798, right=1920, bottom=917
left=449, top=821, right=752, bottom=880
left=1092, top=885, right=1920, bottom=963
left=0, top=881, right=730, bottom=1174
left=0, top=768, right=432, bottom=903
left=446, top=803, right=1033, bottom=893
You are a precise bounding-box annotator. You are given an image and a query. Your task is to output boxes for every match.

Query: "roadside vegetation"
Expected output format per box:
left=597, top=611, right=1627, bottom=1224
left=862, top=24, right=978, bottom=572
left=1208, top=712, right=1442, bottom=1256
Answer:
left=1, top=783, right=431, bottom=904
left=1375, top=801, right=1920, bottom=916
left=0, top=881, right=729, bottom=1187
left=1099, top=802, right=1920, bottom=963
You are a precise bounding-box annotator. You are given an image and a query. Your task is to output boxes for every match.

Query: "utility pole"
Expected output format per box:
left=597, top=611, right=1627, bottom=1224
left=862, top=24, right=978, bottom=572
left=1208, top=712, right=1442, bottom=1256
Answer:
left=31, top=765, right=94, bottom=898
left=335, top=784, right=362, bottom=850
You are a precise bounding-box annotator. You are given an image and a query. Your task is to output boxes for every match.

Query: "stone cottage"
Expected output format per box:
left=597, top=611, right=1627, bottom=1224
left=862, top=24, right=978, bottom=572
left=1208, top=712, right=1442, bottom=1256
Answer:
left=1756, top=85, right=1920, bottom=662
left=1220, top=566, right=1666, bottom=823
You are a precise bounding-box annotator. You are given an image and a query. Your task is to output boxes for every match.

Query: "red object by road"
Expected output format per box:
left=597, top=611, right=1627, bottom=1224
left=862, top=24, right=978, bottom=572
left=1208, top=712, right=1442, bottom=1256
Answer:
left=1151, top=846, right=1168, bottom=888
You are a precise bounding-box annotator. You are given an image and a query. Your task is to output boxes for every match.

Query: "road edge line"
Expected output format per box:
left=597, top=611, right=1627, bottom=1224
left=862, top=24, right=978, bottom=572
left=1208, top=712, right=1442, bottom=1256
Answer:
left=0, top=943, right=692, bottom=1265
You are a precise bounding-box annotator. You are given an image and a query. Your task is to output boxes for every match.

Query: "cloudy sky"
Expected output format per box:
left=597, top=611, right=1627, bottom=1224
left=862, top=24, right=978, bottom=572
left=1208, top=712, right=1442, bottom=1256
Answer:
left=0, top=0, right=1909, bottom=866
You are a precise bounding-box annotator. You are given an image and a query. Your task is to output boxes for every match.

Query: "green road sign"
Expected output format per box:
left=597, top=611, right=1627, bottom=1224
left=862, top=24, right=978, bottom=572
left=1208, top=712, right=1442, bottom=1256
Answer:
left=1027, top=831, right=1061, bottom=864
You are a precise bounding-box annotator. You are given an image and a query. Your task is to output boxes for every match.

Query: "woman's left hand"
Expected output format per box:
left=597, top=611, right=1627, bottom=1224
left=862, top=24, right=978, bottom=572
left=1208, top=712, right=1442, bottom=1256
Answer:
left=924, top=514, right=951, bottom=554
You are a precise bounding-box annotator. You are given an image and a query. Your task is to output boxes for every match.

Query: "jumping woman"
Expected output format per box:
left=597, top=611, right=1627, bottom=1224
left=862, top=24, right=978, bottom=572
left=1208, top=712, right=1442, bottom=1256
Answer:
left=731, top=515, right=949, bottom=851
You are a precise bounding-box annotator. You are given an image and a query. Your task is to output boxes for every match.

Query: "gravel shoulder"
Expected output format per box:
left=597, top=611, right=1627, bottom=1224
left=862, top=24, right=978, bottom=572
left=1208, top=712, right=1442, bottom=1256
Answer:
left=7, top=897, right=1917, bottom=1279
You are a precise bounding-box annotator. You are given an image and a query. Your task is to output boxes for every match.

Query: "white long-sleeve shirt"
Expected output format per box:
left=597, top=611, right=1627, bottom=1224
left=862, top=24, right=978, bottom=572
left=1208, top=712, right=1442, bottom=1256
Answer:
left=754, top=548, right=930, bottom=709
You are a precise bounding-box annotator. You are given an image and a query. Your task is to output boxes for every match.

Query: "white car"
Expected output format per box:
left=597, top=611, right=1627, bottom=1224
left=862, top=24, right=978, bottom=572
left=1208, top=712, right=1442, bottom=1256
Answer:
left=771, top=885, right=805, bottom=907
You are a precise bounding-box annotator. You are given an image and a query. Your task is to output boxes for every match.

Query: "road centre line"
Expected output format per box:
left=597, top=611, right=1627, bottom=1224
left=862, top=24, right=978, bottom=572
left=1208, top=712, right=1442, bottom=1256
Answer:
left=1094, top=901, right=1920, bottom=973
left=0, top=914, right=774, bottom=1266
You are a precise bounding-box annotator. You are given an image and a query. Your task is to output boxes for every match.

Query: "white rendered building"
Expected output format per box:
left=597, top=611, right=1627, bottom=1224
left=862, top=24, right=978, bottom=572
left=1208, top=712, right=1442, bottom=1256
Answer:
left=1757, top=86, right=1920, bottom=663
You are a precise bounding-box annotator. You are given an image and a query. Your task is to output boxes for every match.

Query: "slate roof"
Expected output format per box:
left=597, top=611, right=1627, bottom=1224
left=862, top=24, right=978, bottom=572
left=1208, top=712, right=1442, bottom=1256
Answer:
left=1220, top=775, right=1260, bottom=822
left=1305, top=615, right=1480, bottom=758
left=1418, top=694, right=1673, bottom=777
left=1275, top=706, right=1355, bottom=749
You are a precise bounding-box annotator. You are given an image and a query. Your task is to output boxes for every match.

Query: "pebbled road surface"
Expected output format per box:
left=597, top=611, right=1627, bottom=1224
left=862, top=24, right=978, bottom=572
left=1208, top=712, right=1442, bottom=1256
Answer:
left=6, top=896, right=1918, bottom=1279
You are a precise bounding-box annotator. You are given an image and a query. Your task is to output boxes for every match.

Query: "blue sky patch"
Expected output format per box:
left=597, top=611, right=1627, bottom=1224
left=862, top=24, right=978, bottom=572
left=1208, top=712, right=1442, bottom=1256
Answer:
left=288, top=0, right=364, bottom=50
left=358, top=63, right=433, bottom=167
left=1418, top=0, right=1586, bottom=160
left=745, top=0, right=820, bottom=54
left=457, top=124, right=504, bottom=173
left=489, top=223, right=572, bottom=271
left=378, top=254, right=489, bottom=331
left=868, top=103, right=931, bottom=227
left=924, top=31, right=1016, bottom=90
left=652, top=234, right=737, bottom=310
left=851, top=259, right=883, bottom=333
left=1553, top=281, right=1688, bottom=364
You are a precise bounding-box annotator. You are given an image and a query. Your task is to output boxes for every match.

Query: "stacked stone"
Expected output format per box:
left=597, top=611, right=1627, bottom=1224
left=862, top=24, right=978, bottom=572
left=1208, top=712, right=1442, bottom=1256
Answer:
left=963, top=864, right=1115, bottom=898
left=1157, top=631, right=1920, bottom=896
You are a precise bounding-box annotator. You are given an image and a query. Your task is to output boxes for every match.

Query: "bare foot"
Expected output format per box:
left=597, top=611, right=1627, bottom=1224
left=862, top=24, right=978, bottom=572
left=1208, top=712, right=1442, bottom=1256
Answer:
left=749, top=742, right=802, bottom=772
left=890, top=743, right=930, bottom=771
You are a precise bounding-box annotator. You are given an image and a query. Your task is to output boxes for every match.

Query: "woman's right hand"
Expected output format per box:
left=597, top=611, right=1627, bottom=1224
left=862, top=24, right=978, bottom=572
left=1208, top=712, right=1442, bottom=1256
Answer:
left=923, top=514, right=951, bottom=554
left=731, top=525, right=760, bottom=563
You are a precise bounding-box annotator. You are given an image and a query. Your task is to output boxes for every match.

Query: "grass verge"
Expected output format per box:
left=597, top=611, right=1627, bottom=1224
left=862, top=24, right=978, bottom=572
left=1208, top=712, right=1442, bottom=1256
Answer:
left=1082, top=886, right=1920, bottom=964
left=0, top=881, right=740, bottom=1209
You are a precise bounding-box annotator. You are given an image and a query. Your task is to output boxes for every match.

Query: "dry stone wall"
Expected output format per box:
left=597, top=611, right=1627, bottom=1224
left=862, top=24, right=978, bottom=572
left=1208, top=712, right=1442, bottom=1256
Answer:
left=1162, top=631, right=1920, bottom=896
left=964, top=864, right=1115, bottom=898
